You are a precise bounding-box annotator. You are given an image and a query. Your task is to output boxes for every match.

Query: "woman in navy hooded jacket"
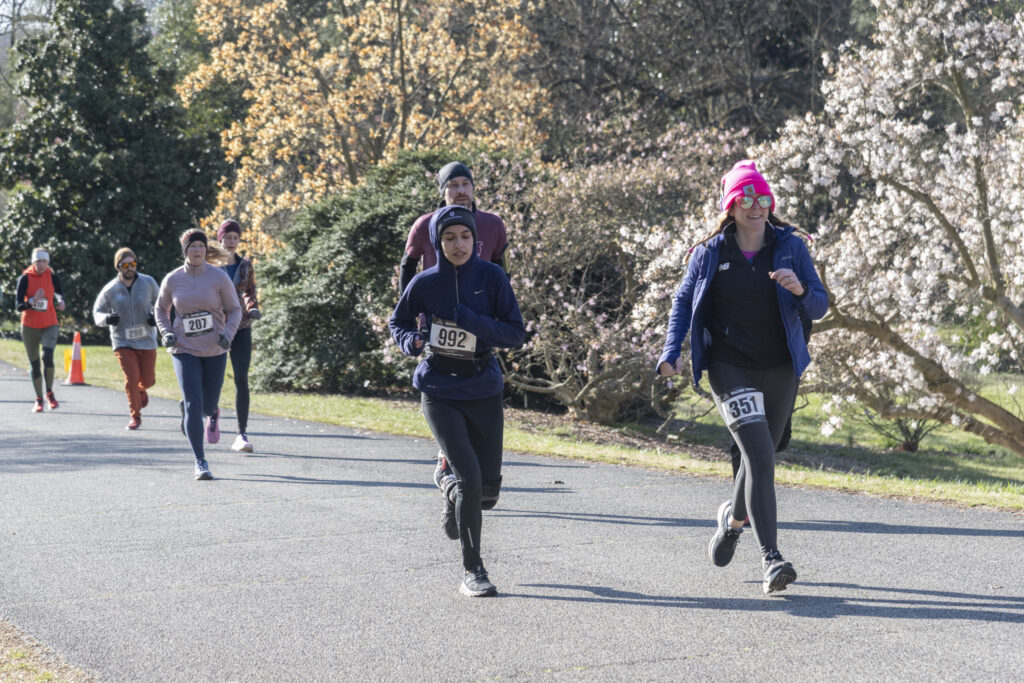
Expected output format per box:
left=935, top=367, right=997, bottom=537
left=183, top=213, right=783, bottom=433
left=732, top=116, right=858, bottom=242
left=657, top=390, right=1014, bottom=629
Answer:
left=390, top=205, right=525, bottom=598
left=657, top=161, right=828, bottom=595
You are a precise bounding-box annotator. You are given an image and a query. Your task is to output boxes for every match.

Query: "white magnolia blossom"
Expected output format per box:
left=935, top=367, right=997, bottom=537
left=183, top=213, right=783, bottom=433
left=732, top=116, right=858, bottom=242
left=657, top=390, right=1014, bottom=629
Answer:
left=749, top=0, right=1024, bottom=453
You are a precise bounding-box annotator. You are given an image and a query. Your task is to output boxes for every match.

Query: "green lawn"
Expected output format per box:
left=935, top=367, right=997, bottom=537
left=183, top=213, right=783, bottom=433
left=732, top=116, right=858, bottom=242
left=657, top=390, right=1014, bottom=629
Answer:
left=2, top=338, right=1022, bottom=511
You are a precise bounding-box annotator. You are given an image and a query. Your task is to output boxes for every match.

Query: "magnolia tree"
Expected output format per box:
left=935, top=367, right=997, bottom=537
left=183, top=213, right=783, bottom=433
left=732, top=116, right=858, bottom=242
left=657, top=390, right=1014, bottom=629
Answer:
left=500, top=123, right=738, bottom=423
left=752, top=0, right=1024, bottom=456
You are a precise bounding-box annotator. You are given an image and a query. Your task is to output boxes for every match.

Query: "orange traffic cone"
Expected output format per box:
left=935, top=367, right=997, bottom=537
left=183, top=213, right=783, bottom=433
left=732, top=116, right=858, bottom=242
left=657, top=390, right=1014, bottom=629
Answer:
left=63, top=331, right=87, bottom=385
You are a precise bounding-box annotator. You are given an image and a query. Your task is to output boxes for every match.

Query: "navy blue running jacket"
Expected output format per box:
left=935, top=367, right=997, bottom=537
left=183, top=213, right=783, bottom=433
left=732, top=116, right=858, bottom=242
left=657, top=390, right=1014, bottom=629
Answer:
left=390, top=206, right=525, bottom=401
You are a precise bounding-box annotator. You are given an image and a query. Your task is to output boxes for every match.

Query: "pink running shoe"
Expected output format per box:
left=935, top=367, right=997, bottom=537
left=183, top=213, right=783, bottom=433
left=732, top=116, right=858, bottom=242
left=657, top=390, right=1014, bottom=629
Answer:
left=205, top=408, right=220, bottom=444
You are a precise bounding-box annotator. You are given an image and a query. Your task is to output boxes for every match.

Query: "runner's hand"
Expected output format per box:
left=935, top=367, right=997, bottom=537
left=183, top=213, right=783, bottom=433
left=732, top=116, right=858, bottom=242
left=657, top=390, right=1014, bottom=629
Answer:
left=248, top=309, right=261, bottom=320
left=658, top=358, right=685, bottom=377
left=217, top=334, right=231, bottom=350
left=161, top=333, right=177, bottom=347
left=106, top=313, right=120, bottom=326
left=769, top=268, right=805, bottom=296
left=147, top=314, right=156, bottom=327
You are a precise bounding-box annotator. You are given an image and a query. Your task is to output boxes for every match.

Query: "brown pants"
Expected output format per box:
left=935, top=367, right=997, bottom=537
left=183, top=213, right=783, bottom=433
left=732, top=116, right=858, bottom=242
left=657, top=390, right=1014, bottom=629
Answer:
left=114, top=347, right=157, bottom=419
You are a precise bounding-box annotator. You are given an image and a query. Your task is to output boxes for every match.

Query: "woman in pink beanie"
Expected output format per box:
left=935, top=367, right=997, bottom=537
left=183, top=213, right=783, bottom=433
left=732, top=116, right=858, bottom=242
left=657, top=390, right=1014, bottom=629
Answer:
left=656, top=160, right=829, bottom=594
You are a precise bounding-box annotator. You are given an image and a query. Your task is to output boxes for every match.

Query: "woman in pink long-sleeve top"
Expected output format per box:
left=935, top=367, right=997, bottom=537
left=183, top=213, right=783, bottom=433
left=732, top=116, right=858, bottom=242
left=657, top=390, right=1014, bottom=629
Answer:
left=155, top=228, right=242, bottom=480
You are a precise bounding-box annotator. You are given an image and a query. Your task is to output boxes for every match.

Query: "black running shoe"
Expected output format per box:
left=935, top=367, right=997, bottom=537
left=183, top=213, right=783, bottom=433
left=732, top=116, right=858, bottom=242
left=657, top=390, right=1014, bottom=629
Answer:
left=179, top=400, right=186, bottom=436
left=460, top=565, right=497, bottom=597
left=762, top=550, right=797, bottom=594
left=433, top=450, right=452, bottom=489
left=440, top=474, right=459, bottom=540
left=708, top=500, right=743, bottom=567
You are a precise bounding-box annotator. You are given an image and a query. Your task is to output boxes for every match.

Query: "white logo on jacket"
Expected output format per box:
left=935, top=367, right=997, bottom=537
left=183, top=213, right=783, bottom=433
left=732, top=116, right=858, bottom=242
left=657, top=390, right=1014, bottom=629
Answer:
left=718, top=262, right=730, bottom=271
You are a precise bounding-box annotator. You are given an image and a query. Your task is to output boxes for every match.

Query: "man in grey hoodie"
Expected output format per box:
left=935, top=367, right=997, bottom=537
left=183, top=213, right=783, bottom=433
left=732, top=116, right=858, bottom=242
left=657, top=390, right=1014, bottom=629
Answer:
left=92, top=247, right=160, bottom=430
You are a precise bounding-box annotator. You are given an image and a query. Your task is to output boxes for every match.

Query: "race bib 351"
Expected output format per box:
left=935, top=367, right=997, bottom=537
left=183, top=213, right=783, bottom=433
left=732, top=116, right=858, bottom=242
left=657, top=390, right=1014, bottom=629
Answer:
left=717, top=388, right=766, bottom=429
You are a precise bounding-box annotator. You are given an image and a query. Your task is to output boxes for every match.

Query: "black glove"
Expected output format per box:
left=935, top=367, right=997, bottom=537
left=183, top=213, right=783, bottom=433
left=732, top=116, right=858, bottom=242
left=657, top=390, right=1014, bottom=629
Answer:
left=161, top=332, right=177, bottom=347
left=217, top=333, right=232, bottom=350
left=106, top=313, right=120, bottom=326
left=147, top=313, right=156, bottom=327
left=248, top=309, right=261, bottom=321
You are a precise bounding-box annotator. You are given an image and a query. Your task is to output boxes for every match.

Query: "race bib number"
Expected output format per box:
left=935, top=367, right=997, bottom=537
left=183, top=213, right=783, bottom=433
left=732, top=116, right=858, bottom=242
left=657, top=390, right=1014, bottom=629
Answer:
left=31, top=298, right=48, bottom=311
left=718, top=389, right=766, bottom=429
left=125, top=325, right=147, bottom=340
left=182, top=311, right=214, bottom=337
left=429, top=318, right=477, bottom=359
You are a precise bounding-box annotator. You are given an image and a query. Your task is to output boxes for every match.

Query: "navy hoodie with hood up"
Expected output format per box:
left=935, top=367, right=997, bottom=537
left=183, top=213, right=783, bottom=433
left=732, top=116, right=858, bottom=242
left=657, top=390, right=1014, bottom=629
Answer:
left=389, top=206, right=525, bottom=400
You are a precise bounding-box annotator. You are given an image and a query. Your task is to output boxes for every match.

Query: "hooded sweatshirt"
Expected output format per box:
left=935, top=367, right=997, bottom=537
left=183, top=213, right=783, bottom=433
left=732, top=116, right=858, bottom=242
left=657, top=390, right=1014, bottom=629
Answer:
left=155, top=261, right=242, bottom=357
left=390, top=206, right=525, bottom=400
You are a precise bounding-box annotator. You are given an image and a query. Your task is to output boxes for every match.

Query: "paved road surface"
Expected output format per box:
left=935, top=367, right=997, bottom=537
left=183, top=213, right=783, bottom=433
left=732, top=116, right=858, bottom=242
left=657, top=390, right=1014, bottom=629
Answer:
left=1, top=360, right=1022, bottom=681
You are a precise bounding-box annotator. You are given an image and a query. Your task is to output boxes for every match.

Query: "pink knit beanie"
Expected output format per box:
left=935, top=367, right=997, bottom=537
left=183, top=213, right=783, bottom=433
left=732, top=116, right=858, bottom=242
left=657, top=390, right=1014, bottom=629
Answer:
left=720, top=160, right=775, bottom=212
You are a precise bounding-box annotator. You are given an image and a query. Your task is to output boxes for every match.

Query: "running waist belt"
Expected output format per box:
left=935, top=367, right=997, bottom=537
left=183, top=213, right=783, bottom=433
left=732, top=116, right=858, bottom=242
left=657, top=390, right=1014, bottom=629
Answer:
left=426, top=350, right=493, bottom=378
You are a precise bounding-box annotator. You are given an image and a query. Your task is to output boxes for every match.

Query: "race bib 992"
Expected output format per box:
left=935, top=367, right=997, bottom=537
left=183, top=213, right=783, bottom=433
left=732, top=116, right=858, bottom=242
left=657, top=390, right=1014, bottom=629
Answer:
left=429, top=318, right=477, bottom=359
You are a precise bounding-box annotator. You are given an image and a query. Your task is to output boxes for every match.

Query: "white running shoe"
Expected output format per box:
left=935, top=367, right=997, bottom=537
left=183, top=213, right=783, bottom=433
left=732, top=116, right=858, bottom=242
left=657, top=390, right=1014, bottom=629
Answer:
left=231, top=433, right=254, bottom=454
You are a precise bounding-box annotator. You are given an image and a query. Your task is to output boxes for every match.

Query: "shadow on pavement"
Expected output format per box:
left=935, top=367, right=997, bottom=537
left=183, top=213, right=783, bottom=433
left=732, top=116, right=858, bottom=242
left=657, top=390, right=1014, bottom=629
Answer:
left=502, top=459, right=591, bottom=470
left=496, top=510, right=1024, bottom=537
left=511, top=583, right=1024, bottom=623
left=494, top=509, right=704, bottom=527
left=252, top=451, right=434, bottom=465
left=783, top=519, right=1024, bottom=538
left=253, top=431, right=379, bottom=441
left=226, top=473, right=438, bottom=488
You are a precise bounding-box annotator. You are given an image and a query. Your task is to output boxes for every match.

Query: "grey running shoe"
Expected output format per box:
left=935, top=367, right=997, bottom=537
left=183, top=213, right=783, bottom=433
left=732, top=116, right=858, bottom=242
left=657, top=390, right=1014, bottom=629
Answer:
left=440, top=474, right=459, bottom=540
left=194, top=459, right=213, bottom=481
left=460, top=565, right=497, bottom=597
left=433, top=450, right=452, bottom=489
left=762, top=550, right=797, bottom=594
left=708, top=499, right=743, bottom=567
left=231, top=433, right=254, bottom=453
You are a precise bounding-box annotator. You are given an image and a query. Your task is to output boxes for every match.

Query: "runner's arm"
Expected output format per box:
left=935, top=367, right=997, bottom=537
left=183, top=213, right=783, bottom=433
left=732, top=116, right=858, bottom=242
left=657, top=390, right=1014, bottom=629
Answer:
left=452, top=274, right=525, bottom=349
left=242, top=260, right=260, bottom=313
left=92, top=285, right=113, bottom=326
left=14, top=275, right=28, bottom=312
left=389, top=285, right=425, bottom=356
left=398, top=253, right=419, bottom=295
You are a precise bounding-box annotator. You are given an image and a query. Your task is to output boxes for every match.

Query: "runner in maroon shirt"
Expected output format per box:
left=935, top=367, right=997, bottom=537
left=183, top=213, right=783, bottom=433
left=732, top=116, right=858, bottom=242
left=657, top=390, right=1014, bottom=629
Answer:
left=398, top=161, right=508, bottom=293
left=397, top=161, right=511, bottom=495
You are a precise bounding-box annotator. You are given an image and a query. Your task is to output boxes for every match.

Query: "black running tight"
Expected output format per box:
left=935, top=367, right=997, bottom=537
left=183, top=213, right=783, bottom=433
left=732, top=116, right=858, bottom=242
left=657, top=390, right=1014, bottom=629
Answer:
left=421, top=391, right=504, bottom=571
left=229, top=327, right=252, bottom=433
left=708, top=361, right=797, bottom=557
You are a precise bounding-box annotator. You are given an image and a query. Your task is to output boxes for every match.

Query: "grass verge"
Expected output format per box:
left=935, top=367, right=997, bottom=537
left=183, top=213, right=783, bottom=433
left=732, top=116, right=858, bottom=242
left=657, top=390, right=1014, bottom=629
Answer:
left=1, top=339, right=1021, bottom=512
left=0, top=618, right=94, bottom=682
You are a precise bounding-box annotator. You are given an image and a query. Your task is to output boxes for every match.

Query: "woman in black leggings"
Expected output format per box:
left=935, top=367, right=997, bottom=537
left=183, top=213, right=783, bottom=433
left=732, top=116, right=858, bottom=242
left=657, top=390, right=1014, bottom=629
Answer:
left=390, top=206, right=524, bottom=597
left=217, top=220, right=262, bottom=453
left=657, top=161, right=828, bottom=594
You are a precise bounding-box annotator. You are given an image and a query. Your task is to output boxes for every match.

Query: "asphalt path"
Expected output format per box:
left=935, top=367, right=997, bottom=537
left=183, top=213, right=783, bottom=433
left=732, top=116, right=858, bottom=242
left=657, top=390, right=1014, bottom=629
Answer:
left=1, top=359, right=1022, bottom=681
